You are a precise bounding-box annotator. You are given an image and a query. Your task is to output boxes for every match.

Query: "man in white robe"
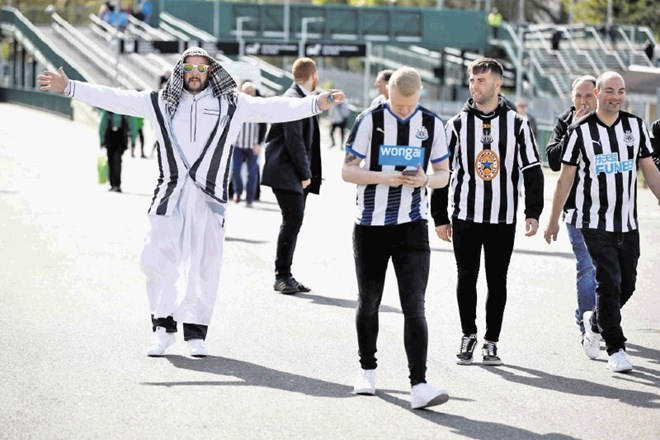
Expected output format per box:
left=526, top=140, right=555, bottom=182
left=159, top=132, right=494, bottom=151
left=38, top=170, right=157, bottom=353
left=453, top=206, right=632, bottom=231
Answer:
left=37, top=47, right=344, bottom=357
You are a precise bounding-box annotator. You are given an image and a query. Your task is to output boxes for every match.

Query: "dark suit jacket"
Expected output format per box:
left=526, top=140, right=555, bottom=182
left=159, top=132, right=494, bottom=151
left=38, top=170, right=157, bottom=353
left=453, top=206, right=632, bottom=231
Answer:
left=651, top=119, right=660, bottom=170
left=262, top=84, right=322, bottom=194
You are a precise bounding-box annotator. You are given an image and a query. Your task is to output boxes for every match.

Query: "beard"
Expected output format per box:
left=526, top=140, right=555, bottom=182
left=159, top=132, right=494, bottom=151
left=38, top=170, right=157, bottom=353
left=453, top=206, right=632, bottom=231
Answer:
left=184, top=76, right=208, bottom=93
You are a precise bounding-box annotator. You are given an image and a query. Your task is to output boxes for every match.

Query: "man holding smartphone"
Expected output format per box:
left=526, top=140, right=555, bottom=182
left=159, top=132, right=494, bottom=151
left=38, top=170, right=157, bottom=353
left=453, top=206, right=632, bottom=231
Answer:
left=342, top=66, right=451, bottom=410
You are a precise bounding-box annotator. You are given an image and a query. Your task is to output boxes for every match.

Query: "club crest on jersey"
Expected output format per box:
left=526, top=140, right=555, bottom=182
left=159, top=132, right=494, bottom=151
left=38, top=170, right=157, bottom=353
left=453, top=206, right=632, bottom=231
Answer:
left=415, top=126, right=429, bottom=140
left=481, top=134, right=494, bottom=145
left=622, top=130, right=635, bottom=146
left=475, top=149, right=499, bottom=181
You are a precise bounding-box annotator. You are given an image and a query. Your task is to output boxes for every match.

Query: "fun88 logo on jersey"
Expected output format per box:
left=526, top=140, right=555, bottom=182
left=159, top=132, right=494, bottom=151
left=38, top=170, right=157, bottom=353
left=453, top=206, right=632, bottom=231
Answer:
left=595, top=153, right=634, bottom=175
left=378, top=145, right=425, bottom=167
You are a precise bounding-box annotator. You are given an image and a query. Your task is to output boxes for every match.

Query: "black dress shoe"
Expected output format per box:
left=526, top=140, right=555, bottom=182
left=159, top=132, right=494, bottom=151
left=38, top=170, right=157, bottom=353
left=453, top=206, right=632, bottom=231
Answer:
left=273, top=278, right=298, bottom=295
left=292, top=278, right=311, bottom=292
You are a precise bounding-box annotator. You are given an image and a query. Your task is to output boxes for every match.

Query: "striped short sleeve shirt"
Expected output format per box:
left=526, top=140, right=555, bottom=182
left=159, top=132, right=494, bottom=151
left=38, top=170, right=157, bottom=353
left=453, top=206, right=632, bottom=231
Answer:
left=233, top=122, right=261, bottom=149
left=446, top=102, right=541, bottom=224
left=345, top=104, right=449, bottom=226
left=561, top=111, right=654, bottom=232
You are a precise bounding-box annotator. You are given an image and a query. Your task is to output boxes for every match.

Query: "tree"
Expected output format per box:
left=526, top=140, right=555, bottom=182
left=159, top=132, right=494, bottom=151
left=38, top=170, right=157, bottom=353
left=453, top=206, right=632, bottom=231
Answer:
left=561, top=0, right=658, bottom=35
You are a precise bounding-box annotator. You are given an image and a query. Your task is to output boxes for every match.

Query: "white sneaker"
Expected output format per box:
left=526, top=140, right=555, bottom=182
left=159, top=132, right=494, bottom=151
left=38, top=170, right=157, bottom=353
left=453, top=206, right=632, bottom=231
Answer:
left=410, top=383, right=449, bottom=410
left=582, top=311, right=601, bottom=359
left=353, top=369, right=376, bottom=395
left=607, top=349, right=633, bottom=373
left=187, top=339, right=208, bottom=357
left=146, top=327, right=175, bottom=356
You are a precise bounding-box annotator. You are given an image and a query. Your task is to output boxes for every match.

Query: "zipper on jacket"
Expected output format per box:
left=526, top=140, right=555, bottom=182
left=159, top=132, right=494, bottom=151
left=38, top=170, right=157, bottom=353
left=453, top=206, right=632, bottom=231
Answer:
left=190, top=96, right=198, bottom=142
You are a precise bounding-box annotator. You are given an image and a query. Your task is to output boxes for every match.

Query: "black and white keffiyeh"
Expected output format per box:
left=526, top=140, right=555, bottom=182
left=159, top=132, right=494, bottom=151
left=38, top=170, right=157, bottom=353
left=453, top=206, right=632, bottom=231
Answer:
left=162, top=47, right=238, bottom=117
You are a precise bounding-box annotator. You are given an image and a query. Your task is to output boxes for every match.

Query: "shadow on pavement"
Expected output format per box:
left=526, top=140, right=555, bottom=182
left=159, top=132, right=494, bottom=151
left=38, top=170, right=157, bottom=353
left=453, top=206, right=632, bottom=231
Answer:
left=513, top=248, right=575, bottom=259
left=145, top=356, right=578, bottom=438
left=142, top=355, right=353, bottom=398
left=627, top=343, right=660, bottom=365
left=375, top=391, right=578, bottom=439
left=479, top=364, right=660, bottom=408
left=294, top=292, right=401, bottom=314
left=225, top=236, right=270, bottom=245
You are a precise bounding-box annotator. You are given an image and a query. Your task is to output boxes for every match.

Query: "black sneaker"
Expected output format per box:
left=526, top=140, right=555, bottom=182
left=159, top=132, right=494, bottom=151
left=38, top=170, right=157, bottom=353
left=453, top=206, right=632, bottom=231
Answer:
left=273, top=278, right=299, bottom=295
left=292, top=278, right=311, bottom=292
left=456, top=334, right=477, bottom=365
left=482, top=342, right=503, bottom=366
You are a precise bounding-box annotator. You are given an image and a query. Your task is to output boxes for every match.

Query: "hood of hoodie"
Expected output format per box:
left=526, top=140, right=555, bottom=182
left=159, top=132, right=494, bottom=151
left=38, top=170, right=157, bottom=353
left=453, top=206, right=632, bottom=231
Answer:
left=462, top=95, right=512, bottom=119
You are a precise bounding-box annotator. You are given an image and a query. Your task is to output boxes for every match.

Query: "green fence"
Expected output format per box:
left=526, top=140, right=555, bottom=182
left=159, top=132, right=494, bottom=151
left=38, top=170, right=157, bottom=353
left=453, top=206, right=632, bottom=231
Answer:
left=0, top=87, right=72, bottom=118
left=162, top=1, right=489, bottom=52
left=0, top=7, right=84, bottom=118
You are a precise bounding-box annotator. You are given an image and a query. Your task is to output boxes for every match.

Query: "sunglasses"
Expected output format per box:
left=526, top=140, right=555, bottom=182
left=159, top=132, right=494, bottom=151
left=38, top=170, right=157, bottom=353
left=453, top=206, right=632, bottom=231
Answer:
left=182, top=63, right=210, bottom=74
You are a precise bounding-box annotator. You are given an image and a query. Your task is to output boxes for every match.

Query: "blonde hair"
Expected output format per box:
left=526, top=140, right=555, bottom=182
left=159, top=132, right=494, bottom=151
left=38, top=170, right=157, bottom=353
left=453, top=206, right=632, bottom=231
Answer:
left=292, top=58, right=317, bottom=83
left=389, top=67, right=422, bottom=97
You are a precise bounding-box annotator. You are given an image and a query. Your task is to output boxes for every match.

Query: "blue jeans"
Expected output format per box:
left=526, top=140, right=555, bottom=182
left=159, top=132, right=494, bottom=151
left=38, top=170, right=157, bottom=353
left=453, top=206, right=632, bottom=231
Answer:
left=231, top=147, right=259, bottom=204
left=581, top=229, right=639, bottom=355
left=565, top=223, right=597, bottom=334
left=353, top=221, right=430, bottom=386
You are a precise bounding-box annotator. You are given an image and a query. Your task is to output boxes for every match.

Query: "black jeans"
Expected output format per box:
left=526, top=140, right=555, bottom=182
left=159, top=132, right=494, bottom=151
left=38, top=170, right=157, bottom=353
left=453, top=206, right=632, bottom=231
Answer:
left=452, top=219, right=516, bottom=342
left=151, top=315, right=208, bottom=341
left=581, top=228, right=639, bottom=355
left=353, top=221, right=430, bottom=386
left=273, top=188, right=308, bottom=280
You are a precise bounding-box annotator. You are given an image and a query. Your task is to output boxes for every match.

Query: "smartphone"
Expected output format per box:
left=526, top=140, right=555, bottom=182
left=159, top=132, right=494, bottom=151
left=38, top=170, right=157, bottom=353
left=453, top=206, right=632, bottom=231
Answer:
left=402, top=169, right=418, bottom=176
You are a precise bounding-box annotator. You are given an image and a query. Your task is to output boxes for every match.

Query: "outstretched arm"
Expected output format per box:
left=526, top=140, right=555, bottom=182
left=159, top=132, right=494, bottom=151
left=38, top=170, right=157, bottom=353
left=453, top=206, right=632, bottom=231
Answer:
left=237, top=89, right=346, bottom=124
left=37, top=67, right=152, bottom=118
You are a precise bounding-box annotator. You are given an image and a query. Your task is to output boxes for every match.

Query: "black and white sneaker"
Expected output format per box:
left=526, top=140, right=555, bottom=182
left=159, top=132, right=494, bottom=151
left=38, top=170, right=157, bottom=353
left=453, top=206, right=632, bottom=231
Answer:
left=482, top=342, right=503, bottom=366
left=456, top=334, right=477, bottom=365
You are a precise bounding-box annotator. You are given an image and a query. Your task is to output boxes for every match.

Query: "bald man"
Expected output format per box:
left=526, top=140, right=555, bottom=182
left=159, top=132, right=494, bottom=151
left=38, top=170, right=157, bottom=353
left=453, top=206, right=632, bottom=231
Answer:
left=544, top=72, right=660, bottom=373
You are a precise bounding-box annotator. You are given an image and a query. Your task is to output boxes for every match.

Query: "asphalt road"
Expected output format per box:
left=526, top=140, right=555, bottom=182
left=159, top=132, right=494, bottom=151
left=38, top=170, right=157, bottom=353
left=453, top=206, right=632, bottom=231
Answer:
left=1, top=103, right=658, bottom=440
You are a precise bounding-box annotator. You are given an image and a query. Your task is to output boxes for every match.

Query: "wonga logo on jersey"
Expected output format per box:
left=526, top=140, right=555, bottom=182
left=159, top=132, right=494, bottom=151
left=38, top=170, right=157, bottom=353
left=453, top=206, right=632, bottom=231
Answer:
left=379, top=145, right=425, bottom=167
left=595, top=153, right=634, bottom=174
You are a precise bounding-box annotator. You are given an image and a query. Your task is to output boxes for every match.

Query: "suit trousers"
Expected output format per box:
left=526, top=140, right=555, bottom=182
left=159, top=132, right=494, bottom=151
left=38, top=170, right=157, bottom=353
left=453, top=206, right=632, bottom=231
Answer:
left=272, top=188, right=308, bottom=280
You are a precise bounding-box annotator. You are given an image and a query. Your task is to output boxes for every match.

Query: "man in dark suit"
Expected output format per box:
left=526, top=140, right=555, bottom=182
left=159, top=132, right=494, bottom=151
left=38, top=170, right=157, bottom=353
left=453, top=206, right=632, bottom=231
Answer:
left=262, top=58, right=322, bottom=295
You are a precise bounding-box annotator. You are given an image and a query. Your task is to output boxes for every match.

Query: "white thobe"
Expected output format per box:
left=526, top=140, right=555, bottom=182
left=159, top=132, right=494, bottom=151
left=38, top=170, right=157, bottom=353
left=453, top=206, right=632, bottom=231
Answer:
left=65, top=80, right=322, bottom=325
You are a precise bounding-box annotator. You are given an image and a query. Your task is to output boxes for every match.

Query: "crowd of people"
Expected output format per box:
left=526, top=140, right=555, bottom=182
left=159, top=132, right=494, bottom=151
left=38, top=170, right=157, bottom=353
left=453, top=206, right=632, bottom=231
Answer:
left=36, top=43, right=660, bottom=411
left=98, top=0, right=154, bottom=30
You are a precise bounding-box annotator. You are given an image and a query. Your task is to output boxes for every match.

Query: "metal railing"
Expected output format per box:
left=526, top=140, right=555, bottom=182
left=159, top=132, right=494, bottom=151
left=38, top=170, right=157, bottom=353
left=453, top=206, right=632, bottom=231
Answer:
left=1, top=6, right=86, bottom=81
left=51, top=12, right=132, bottom=88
